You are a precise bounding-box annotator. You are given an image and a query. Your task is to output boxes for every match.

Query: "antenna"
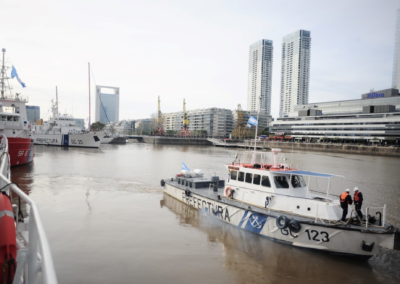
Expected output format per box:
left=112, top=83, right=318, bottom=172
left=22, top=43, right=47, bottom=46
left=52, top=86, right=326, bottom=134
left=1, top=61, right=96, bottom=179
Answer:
left=1, top=48, right=5, bottom=99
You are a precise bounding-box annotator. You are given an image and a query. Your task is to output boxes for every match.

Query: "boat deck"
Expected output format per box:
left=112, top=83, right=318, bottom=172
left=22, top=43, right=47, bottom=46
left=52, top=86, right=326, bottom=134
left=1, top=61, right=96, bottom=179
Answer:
left=164, top=177, right=393, bottom=234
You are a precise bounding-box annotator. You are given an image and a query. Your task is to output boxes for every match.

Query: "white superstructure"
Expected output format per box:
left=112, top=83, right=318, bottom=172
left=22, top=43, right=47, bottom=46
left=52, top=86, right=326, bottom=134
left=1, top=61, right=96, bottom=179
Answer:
left=247, top=39, right=273, bottom=115
left=279, top=30, right=311, bottom=117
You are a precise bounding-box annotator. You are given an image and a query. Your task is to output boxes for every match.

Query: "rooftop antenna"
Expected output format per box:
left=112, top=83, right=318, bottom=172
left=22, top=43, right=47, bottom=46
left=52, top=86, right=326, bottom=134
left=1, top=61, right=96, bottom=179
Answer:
left=56, top=86, right=59, bottom=116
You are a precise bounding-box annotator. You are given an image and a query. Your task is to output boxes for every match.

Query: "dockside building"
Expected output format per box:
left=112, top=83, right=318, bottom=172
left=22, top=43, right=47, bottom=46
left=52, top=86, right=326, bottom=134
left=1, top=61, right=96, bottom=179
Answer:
left=270, top=88, right=400, bottom=141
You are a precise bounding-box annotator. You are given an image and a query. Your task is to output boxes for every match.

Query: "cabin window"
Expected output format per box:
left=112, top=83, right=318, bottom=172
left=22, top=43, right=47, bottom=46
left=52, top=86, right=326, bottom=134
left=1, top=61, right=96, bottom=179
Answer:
left=238, top=172, right=244, bottom=182
left=261, top=176, right=271, bottom=187
left=13, top=116, right=19, bottom=121
left=253, top=174, right=261, bottom=185
left=245, top=173, right=253, bottom=183
left=274, top=176, right=289, bottom=188
left=7, top=116, right=13, bottom=121
left=1, top=116, right=6, bottom=121
left=231, top=170, right=237, bottom=180
left=291, top=175, right=307, bottom=188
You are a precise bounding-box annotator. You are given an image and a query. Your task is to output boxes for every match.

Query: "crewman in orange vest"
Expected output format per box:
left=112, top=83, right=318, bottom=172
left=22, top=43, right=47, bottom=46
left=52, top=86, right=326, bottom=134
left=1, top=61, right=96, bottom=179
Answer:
left=353, top=187, right=364, bottom=219
left=340, top=189, right=353, bottom=221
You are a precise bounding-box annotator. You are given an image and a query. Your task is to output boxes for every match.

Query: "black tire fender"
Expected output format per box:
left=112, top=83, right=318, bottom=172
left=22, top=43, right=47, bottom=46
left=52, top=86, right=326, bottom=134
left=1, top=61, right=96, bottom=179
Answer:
left=288, top=219, right=301, bottom=233
left=160, top=179, right=165, bottom=187
left=276, top=216, right=289, bottom=229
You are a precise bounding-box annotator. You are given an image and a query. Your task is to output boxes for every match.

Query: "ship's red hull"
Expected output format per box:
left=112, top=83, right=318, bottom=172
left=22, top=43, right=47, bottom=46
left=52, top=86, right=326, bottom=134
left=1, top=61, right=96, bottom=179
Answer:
left=0, top=137, right=34, bottom=167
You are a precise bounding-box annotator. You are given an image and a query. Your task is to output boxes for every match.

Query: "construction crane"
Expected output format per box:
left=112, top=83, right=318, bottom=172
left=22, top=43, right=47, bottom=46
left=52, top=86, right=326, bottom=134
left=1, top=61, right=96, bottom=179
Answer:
left=178, top=98, right=192, bottom=137
left=155, top=96, right=166, bottom=136
left=231, top=104, right=246, bottom=139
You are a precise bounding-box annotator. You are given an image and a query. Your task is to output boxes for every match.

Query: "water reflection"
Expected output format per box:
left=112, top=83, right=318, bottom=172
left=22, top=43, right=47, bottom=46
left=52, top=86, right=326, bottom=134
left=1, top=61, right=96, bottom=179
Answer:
left=161, top=193, right=400, bottom=284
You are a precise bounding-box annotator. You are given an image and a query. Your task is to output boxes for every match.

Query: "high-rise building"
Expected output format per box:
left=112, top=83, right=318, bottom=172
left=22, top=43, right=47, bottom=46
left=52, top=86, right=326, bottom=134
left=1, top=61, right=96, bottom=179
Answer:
left=279, top=30, right=311, bottom=117
left=393, top=9, right=400, bottom=88
left=247, top=39, right=273, bottom=115
left=26, top=105, right=40, bottom=124
left=95, top=85, right=120, bottom=124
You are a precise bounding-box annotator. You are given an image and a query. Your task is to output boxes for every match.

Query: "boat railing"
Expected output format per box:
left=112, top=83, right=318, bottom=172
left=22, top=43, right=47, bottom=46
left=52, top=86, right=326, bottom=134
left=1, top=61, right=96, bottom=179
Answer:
left=0, top=135, right=58, bottom=284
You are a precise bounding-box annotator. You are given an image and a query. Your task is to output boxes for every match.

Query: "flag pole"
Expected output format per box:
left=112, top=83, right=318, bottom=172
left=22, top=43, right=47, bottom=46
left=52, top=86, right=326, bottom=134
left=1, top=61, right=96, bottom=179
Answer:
left=88, top=62, right=91, bottom=131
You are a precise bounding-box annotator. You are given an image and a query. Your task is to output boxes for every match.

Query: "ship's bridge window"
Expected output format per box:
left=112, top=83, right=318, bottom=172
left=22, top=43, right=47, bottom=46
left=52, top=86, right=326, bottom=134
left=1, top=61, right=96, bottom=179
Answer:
left=7, top=116, right=12, bottom=121
left=291, top=175, right=307, bottom=188
left=230, top=170, right=237, bottom=180
left=13, top=116, right=19, bottom=121
left=238, top=172, right=245, bottom=182
left=274, top=176, right=289, bottom=188
left=261, top=176, right=271, bottom=187
left=253, top=174, right=261, bottom=185
left=245, top=173, right=252, bottom=183
left=1, top=116, right=6, bottom=121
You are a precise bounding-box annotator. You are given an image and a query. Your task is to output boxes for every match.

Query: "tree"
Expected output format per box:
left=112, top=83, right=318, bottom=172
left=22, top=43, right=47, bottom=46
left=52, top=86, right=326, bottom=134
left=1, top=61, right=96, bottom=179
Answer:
left=91, top=121, right=105, bottom=131
left=260, top=128, right=269, bottom=136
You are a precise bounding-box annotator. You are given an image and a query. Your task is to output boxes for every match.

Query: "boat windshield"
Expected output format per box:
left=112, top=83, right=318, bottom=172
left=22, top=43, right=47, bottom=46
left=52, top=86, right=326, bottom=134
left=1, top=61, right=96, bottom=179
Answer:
left=273, top=176, right=289, bottom=188
left=291, top=175, right=307, bottom=188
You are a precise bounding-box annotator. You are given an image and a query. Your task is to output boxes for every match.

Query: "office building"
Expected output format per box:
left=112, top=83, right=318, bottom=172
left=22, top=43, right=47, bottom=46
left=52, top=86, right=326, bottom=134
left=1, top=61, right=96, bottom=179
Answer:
left=279, top=30, right=311, bottom=117
left=163, top=108, right=234, bottom=138
left=26, top=105, right=40, bottom=124
left=393, top=9, right=400, bottom=88
left=270, top=88, right=400, bottom=141
left=73, top=118, right=85, bottom=129
left=247, top=40, right=273, bottom=115
left=95, top=85, right=120, bottom=124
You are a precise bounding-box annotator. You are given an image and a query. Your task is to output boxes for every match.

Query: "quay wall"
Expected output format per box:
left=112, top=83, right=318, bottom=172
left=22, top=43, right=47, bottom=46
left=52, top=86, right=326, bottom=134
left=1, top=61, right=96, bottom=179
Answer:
left=263, top=142, right=400, bottom=157
left=133, top=137, right=212, bottom=145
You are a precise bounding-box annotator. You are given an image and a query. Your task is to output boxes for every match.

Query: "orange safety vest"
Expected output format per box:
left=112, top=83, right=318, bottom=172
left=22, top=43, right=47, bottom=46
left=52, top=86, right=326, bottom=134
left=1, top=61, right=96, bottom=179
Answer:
left=354, top=191, right=360, bottom=202
left=340, top=192, right=349, bottom=204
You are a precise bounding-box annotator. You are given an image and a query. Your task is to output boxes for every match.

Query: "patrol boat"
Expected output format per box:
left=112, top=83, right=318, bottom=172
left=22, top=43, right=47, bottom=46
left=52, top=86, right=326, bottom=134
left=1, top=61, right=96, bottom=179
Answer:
left=161, top=149, right=400, bottom=259
left=32, top=97, right=101, bottom=148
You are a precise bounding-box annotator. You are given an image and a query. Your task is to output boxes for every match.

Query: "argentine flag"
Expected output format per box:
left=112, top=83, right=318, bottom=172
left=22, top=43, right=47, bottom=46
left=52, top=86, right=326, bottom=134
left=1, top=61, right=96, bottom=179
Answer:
left=247, top=116, right=258, bottom=126
left=11, top=65, right=26, bottom=88
left=182, top=162, right=190, bottom=172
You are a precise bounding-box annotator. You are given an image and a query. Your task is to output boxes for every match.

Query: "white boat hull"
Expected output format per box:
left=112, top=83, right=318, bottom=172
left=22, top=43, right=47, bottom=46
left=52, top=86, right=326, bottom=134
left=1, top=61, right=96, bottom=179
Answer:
left=164, top=183, right=395, bottom=258
left=33, top=132, right=101, bottom=148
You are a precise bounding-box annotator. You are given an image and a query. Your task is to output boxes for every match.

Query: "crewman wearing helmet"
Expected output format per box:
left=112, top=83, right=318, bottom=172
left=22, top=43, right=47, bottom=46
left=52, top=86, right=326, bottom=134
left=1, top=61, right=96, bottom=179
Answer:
left=340, top=189, right=353, bottom=222
left=353, top=187, right=364, bottom=219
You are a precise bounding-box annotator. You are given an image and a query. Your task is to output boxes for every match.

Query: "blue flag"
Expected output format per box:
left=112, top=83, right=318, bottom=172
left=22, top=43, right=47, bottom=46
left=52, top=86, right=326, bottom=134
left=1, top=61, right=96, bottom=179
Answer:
left=11, top=65, right=26, bottom=88
left=182, top=162, right=190, bottom=172
left=247, top=116, right=258, bottom=126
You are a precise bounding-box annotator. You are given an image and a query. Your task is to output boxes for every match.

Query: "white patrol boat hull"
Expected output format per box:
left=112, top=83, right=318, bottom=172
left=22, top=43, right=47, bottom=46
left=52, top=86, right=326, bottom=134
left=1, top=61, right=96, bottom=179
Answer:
left=33, top=132, right=101, bottom=148
left=163, top=182, right=397, bottom=259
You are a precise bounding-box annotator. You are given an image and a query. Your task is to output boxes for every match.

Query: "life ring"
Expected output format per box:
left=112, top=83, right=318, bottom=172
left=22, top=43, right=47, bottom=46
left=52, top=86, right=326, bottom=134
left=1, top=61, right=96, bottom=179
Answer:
left=0, top=193, right=17, bottom=284
left=225, top=186, right=232, bottom=198
left=276, top=215, right=290, bottom=229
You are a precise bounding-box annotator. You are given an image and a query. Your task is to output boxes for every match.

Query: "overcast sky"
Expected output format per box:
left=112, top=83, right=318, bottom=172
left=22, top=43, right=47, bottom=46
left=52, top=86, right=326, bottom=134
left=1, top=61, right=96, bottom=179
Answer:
left=1, top=0, right=399, bottom=123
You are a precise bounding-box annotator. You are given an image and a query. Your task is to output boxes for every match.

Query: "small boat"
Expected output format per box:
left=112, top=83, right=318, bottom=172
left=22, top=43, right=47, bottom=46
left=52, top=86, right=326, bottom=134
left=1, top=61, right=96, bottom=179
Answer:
left=0, top=135, right=57, bottom=283
left=161, top=149, right=400, bottom=259
left=32, top=96, right=102, bottom=148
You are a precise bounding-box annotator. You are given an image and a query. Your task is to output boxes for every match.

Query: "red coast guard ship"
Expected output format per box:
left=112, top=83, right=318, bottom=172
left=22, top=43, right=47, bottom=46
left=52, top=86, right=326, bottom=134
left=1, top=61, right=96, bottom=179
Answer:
left=0, top=48, right=34, bottom=166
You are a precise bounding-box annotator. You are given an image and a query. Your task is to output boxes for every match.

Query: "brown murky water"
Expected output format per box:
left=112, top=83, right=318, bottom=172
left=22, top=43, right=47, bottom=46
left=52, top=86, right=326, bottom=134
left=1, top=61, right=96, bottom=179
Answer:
left=11, top=143, right=400, bottom=284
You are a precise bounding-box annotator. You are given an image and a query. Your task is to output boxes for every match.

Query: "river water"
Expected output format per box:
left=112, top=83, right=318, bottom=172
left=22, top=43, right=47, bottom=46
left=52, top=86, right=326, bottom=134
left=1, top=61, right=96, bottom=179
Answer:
left=11, top=143, right=400, bottom=284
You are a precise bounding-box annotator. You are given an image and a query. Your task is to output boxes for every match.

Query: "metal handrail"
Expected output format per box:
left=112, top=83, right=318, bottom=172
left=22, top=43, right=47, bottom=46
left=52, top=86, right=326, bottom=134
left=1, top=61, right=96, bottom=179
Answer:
left=0, top=135, right=57, bottom=284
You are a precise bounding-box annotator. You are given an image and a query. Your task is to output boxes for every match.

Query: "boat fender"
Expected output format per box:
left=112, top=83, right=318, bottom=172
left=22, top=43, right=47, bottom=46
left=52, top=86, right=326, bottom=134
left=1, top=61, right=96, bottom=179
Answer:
left=288, top=219, right=301, bottom=233
left=361, top=241, right=375, bottom=252
left=185, top=189, right=191, bottom=197
left=276, top=216, right=289, bottom=229
left=265, top=196, right=270, bottom=207
left=160, top=179, right=165, bottom=187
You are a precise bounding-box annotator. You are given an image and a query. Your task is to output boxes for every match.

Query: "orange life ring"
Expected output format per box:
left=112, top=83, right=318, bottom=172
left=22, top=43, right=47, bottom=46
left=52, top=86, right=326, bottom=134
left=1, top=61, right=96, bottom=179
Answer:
left=225, top=186, right=232, bottom=197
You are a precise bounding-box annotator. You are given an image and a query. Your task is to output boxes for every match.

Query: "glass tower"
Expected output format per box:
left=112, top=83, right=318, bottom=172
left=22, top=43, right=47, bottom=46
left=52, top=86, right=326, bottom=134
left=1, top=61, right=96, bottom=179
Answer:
left=95, top=85, right=120, bottom=124
left=279, top=30, right=311, bottom=117
left=393, top=9, right=400, bottom=88
left=247, top=39, right=273, bottom=115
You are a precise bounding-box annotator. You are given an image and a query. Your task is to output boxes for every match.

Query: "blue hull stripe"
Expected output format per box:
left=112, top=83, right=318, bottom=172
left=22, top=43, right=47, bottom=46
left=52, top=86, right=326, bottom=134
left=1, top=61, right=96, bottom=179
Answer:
left=238, top=210, right=249, bottom=228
